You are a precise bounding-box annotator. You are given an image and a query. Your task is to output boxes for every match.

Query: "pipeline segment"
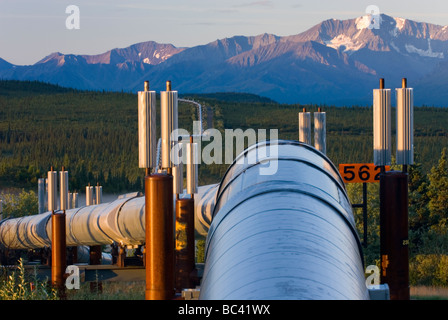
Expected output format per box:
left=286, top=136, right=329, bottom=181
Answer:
left=199, top=140, right=369, bottom=300
left=0, top=188, right=217, bottom=250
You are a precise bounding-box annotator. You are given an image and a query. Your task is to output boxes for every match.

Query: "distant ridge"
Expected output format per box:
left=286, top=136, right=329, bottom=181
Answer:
left=0, top=57, right=13, bottom=71
left=1, top=14, right=448, bottom=106
left=0, top=79, right=278, bottom=106
left=0, top=79, right=79, bottom=96
left=182, top=92, right=276, bottom=104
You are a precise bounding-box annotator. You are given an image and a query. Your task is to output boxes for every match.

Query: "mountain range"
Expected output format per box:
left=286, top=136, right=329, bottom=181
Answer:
left=1, top=13, right=448, bottom=106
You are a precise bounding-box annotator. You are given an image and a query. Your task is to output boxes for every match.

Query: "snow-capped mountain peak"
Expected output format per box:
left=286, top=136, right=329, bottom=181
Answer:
left=324, top=34, right=365, bottom=53
left=355, top=14, right=382, bottom=30
left=317, top=14, right=448, bottom=58
left=394, top=17, right=406, bottom=30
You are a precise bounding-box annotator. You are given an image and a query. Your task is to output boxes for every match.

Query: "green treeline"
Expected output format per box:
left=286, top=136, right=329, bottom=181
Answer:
left=0, top=81, right=197, bottom=193
left=1, top=81, right=447, bottom=193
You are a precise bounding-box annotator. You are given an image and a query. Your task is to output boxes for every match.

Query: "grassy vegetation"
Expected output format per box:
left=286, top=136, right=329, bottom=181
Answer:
left=65, top=281, right=145, bottom=300
left=411, top=286, right=448, bottom=300
left=0, top=258, right=58, bottom=300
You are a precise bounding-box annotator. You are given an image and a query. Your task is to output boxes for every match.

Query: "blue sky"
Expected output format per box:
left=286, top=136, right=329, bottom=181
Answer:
left=1, top=0, right=447, bottom=65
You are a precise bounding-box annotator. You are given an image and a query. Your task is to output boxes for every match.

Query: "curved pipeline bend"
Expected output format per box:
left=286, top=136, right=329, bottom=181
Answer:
left=199, top=140, right=369, bottom=300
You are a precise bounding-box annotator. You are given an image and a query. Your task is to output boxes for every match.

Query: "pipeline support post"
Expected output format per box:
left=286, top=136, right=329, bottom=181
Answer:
left=114, top=245, right=126, bottom=268
left=175, top=197, right=196, bottom=292
left=51, top=211, right=66, bottom=296
left=89, top=245, right=102, bottom=265
left=175, top=135, right=198, bottom=292
left=145, top=173, right=175, bottom=300
left=48, top=167, right=67, bottom=297
left=380, top=171, right=410, bottom=300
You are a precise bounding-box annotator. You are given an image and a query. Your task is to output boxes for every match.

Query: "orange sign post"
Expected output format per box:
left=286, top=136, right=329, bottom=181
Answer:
left=338, top=163, right=390, bottom=249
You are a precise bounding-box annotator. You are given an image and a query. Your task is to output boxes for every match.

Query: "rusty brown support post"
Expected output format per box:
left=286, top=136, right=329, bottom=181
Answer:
left=51, top=211, right=67, bottom=297
left=402, top=77, right=407, bottom=90
left=145, top=173, right=175, bottom=300
left=67, top=246, right=78, bottom=265
left=89, top=245, right=102, bottom=265
left=175, top=197, right=196, bottom=292
left=166, top=80, right=172, bottom=92
left=380, top=171, right=410, bottom=300
left=89, top=245, right=104, bottom=293
left=117, top=246, right=126, bottom=268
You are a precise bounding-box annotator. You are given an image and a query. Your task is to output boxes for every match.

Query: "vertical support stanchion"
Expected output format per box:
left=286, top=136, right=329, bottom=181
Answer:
left=50, top=167, right=67, bottom=298
left=68, top=193, right=73, bottom=210
left=175, top=197, right=196, bottom=292
left=89, top=245, right=103, bottom=292
left=380, top=171, right=410, bottom=300
left=362, top=182, right=368, bottom=248
left=161, top=80, right=178, bottom=172
left=186, top=137, right=198, bottom=196
left=95, top=183, right=102, bottom=205
left=47, top=168, right=57, bottom=212
left=89, top=246, right=102, bottom=265
left=373, top=78, right=391, bottom=167
left=51, top=211, right=66, bottom=297
left=138, top=81, right=157, bottom=171
left=119, top=246, right=126, bottom=267
left=298, top=108, right=311, bottom=145
left=175, top=135, right=198, bottom=292
left=145, top=173, right=174, bottom=300
left=172, top=145, right=183, bottom=197
left=86, top=184, right=93, bottom=206
left=59, top=168, right=68, bottom=211
left=72, top=192, right=78, bottom=209
left=396, top=77, right=414, bottom=172
left=139, top=80, right=175, bottom=300
left=38, top=178, right=46, bottom=213
left=173, top=137, right=196, bottom=292
left=314, top=107, right=326, bottom=154
left=68, top=246, right=78, bottom=265
left=378, top=77, right=412, bottom=300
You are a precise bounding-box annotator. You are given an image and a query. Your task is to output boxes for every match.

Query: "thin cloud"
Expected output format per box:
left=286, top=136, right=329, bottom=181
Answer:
left=214, top=9, right=239, bottom=14
left=234, top=1, right=273, bottom=8
left=182, top=21, right=217, bottom=26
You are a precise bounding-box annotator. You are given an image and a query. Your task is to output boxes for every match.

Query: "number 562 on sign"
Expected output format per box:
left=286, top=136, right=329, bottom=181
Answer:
left=338, top=163, right=390, bottom=184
